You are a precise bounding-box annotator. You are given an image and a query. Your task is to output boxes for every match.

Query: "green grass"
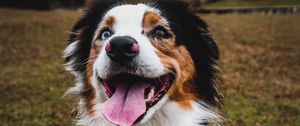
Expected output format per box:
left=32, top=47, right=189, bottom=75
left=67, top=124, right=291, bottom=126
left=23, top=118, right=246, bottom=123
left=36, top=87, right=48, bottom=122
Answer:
left=0, top=8, right=300, bottom=126
left=203, top=0, right=300, bottom=8
left=203, top=13, right=300, bottom=125
left=0, top=8, right=80, bottom=126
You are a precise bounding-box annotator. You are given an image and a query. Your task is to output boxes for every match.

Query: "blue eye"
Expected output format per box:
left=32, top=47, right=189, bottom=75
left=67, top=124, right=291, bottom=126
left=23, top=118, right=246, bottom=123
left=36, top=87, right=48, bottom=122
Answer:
left=100, top=29, right=113, bottom=40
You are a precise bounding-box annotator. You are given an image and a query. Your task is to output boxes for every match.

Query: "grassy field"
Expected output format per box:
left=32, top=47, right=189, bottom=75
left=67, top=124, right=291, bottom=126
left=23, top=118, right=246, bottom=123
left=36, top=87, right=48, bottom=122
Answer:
left=203, top=0, right=300, bottom=8
left=204, top=13, right=300, bottom=125
left=0, top=8, right=79, bottom=126
left=0, top=8, right=299, bottom=126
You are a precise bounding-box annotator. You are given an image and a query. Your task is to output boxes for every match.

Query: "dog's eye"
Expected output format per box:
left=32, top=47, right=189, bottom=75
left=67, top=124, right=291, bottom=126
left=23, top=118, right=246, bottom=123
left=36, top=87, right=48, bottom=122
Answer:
left=100, top=29, right=113, bottom=40
left=151, top=26, right=171, bottom=39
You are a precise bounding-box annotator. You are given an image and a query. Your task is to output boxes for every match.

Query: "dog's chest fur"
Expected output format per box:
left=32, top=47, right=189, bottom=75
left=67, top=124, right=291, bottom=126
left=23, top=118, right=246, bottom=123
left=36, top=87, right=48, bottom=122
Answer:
left=76, top=100, right=221, bottom=126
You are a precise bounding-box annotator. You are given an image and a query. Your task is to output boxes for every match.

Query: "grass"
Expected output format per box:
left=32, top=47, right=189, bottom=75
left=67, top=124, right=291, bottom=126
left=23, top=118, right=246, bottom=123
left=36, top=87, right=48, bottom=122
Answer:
left=0, top=8, right=299, bottom=126
left=0, top=8, right=80, bottom=126
left=203, top=13, right=300, bottom=125
left=203, top=0, right=300, bottom=8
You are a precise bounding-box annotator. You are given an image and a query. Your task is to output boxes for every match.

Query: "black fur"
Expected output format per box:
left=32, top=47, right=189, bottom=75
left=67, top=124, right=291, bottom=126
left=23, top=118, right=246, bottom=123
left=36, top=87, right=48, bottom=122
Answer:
left=66, top=1, right=118, bottom=98
left=154, top=1, right=222, bottom=106
left=66, top=1, right=117, bottom=75
left=66, top=1, right=221, bottom=106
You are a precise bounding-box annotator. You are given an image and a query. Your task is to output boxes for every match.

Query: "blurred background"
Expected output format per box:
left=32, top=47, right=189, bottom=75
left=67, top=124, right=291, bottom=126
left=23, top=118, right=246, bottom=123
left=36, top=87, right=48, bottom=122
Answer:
left=0, top=0, right=299, bottom=126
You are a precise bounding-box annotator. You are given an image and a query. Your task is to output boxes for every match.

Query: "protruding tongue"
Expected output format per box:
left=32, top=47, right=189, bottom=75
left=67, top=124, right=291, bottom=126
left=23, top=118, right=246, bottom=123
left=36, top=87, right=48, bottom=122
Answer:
left=100, top=82, right=150, bottom=126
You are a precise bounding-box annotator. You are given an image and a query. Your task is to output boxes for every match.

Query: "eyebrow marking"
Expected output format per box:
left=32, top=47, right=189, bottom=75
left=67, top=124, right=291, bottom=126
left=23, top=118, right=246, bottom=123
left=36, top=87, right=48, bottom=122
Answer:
left=143, top=11, right=162, bottom=28
left=104, top=16, right=116, bottom=27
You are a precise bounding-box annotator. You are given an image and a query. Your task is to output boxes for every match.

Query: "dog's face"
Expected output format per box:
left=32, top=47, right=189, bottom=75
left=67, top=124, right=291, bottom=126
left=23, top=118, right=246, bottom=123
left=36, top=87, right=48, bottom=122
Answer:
left=65, top=1, right=221, bottom=126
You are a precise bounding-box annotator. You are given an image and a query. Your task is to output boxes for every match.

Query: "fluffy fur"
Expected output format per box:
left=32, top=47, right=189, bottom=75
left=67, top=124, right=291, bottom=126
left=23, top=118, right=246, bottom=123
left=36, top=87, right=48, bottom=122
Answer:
left=64, top=1, right=223, bottom=126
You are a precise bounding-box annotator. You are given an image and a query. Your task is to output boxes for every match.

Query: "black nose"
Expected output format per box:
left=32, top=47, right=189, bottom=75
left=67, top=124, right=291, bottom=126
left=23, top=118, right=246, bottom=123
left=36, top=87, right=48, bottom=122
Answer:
left=105, top=36, right=139, bottom=64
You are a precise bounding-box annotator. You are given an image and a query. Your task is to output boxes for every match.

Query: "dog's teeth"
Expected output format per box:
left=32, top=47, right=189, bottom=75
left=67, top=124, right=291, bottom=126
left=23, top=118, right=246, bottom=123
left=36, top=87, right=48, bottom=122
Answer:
left=145, top=86, right=155, bottom=102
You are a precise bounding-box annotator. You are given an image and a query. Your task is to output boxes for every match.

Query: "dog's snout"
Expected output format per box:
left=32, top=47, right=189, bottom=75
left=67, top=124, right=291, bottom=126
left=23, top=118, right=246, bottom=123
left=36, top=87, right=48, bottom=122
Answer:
left=106, top=36, right=139, bottom=63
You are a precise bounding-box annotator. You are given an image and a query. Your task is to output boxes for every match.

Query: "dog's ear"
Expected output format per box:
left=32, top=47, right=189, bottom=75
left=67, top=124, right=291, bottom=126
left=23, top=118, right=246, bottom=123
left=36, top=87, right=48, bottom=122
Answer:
left=154, top=1, right=219, bottom=58
left=155, top=1, right=221, bottom=106
left=65, top=1, right=117, bottom=75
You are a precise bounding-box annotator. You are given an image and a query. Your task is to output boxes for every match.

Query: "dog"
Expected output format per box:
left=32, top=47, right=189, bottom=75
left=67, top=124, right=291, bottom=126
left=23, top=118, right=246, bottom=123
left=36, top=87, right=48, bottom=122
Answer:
left=64, top=1, right=223, bottom=126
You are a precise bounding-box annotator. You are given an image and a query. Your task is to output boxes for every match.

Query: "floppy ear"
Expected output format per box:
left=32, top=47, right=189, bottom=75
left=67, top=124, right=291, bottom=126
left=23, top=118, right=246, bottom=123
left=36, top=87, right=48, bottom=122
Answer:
left=65, top=1, right=117, bottom=75
left=155, top=1, right=221, bottom=106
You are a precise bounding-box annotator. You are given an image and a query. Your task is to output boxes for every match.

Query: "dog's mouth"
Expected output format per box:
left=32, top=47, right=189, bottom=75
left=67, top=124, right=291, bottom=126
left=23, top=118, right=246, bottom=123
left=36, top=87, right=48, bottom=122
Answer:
left=98, top=73, right=174, bottom=126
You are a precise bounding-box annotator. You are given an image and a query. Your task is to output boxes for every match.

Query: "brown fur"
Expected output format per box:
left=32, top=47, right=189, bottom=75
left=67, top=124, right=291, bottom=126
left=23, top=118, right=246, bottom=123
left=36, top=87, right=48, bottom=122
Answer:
left=155, top=41, right=198, bottom=109
left=143, top=12, right=162, bottom=28
left=104, top=16, right=116, bottom=28
left=83, top=39, right=102, bottom=116
left=142, top=11, right=199, bottom=109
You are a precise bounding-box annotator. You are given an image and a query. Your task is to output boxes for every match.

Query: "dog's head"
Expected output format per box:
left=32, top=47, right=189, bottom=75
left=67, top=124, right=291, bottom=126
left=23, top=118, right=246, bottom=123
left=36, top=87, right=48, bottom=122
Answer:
left=64, top=1, right=221, bottom=125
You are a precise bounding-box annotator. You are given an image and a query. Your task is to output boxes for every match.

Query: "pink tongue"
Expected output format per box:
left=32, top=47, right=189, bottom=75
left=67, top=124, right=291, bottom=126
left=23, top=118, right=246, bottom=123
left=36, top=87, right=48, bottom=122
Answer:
left=100, top=82, right=150, bottom=126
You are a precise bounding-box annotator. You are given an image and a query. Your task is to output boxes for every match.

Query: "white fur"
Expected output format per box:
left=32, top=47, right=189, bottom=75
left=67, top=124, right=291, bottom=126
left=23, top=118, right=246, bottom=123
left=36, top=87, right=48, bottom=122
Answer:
left=90, top=5, right=169, bottom=125
left=63, top=40, right=84, bottom=96
left=65, top=4, right=223, bottom=126
left=63, top=41, right=79, bottom=59
left=63, top=41, right=79, bottom=75
left=94, top=4, right=165, bottom=79
left=76, top=99, right=223, bottom=126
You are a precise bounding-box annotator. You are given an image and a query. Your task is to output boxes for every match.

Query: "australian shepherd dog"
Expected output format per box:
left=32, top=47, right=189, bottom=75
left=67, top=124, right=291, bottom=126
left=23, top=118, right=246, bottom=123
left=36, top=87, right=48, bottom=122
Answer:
left=64, top=1, right=223, bottom=126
